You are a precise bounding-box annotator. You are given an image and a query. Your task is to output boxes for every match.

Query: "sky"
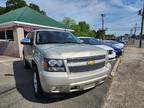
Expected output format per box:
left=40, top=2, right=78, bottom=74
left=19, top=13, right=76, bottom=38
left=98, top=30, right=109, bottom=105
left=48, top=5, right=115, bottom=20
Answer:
left=0, top=0, right=142, bottom=36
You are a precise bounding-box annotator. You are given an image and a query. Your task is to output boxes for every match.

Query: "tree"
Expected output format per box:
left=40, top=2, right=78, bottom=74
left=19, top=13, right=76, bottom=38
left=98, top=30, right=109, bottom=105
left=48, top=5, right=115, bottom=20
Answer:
left=106, top=34, right=116, bottom=40
left=89, top=30, right=96, bottom=37
left=0, top=0, right=46, bottom=15
left=62, top=18, right=96, bottom=37
left=78, top=21, right=90, bottom=33
left=29, top=3, right=40, bottom=12
left=62, top=17, right=76, bottom=28
left=0, top=7, right=5, bottom=15
left=29, top=3, right=46, bottom=15
left=96, top=29, right=106, bottom=39
left=6, top=0, right=27, bottom=11
left=40, top=10, right=46, bottom=16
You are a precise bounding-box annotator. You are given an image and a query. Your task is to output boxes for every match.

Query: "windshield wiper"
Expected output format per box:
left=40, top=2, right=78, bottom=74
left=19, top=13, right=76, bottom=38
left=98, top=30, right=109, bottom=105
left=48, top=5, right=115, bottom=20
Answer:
left=38, top=42, right=64, bottom=44
left=63, top=42, right=81, bottom=44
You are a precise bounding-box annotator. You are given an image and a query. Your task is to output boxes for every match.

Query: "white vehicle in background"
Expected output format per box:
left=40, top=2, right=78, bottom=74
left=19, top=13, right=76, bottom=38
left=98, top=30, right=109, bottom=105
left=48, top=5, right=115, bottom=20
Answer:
left=79, top=37, right=116, bottom=61
left=103, top=40, right=124, bottom=52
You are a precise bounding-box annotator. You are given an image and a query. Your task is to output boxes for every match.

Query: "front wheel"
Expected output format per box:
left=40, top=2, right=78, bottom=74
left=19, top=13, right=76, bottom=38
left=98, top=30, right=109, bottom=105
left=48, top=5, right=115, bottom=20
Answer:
left=23, top=55, right=30, bottom=69
left=33, top=66, right=43, bottom=98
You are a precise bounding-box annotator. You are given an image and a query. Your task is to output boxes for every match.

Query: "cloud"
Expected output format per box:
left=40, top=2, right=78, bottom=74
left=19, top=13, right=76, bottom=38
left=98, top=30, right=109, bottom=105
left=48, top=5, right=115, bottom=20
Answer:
left=0, top=0, right=6, bottom=6
left=26, top=0, right=140, bottom=35
left=110, top=0, right=138, bottom=12
left=106, top=14, right=141, bottom=35
left=27, top=0, right=109, bottom=24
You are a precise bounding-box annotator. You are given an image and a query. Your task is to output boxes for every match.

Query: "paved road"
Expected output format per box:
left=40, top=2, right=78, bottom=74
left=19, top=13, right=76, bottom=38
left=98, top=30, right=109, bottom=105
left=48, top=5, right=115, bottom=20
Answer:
left=0, top=60, right=116, bottom=108
left=103, top=47, right=144, bottom=108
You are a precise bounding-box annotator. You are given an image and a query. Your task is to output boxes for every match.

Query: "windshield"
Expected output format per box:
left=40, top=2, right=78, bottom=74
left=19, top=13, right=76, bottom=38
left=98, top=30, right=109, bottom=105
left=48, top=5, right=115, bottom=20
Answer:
left=36, top=31, right=81, bottom=44
left=80, top=38, right=102, bottom=45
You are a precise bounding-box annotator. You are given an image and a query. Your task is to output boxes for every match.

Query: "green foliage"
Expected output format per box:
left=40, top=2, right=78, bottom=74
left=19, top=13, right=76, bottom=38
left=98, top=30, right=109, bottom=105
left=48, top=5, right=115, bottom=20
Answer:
left=29, top=3, right=46, bottom=15
left=106, top=34, right=116, bottom=40
left=0, top=0, right=46, bottom=15
left=5, top=0, right=27, bottom=12
left=96, top=29, right=106, bottom=39
left=62, top=17, right=76, bottom=28
left=6, top=0, right=27, bottom=8
left=62, top=17, right=96, bottom=37
left=29, top=3, right=40, bottom=12
left=78, top=21, right=90, bottom=32
left=0, top=7, right=5, bottom=15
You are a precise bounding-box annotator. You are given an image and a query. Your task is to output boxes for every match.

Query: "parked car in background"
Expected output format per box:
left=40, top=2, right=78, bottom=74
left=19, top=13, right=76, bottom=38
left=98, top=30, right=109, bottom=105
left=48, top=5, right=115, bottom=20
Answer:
left=103, top=40, right=124, bottom=50
left=21, top=29, right=111, bottom=98
left=102, top=40, right=123, bottom=57
left=117, top=39, right=128, bottom=45
left=79, top=37, right=116, bottom=61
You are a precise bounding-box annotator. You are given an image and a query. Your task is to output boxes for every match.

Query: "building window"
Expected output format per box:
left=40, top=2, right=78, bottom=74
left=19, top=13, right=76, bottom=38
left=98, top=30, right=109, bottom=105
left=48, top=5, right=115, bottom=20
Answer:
left=0, top=31, right=5, bottom=39
left=0, top=30, right=14, bottom=41
left=6, top=30, right=14, bottom=41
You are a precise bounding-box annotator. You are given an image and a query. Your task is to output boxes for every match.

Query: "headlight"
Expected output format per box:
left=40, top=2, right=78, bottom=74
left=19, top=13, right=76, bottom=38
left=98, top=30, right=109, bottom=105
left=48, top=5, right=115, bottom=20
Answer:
left=44, top=59, right=65, bottom=72
left=48, top=60, right=64, bottom=67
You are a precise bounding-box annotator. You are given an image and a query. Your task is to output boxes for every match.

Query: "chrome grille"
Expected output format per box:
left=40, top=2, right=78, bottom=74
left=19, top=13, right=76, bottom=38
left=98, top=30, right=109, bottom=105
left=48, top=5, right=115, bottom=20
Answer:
left=67, top=55, right=106, bottom=73
left=69, top=62, right=105, bottom=72
left=67, top=55, right=105, bottom=63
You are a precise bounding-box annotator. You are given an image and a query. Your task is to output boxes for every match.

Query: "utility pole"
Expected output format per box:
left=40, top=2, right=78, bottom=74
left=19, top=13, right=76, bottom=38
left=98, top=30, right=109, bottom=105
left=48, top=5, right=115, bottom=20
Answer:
left=130, top=28, right=133, bottom=36
left=134, top=23, right=137, bottom=35
left=139, top=0, right=144, bottom=48
left=101, top=14, right=105, bottom=30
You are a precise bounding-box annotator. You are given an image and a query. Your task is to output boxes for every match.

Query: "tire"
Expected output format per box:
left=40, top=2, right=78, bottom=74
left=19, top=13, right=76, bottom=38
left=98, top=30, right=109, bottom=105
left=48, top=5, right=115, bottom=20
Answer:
left=32, top=65, right=43, bottom=98
left=23, top=54, right=30, bottom=69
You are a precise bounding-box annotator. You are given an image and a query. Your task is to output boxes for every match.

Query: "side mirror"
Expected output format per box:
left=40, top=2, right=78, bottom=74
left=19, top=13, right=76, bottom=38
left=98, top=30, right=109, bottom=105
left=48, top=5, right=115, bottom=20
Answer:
left=20, top=38, right=32, bottom=45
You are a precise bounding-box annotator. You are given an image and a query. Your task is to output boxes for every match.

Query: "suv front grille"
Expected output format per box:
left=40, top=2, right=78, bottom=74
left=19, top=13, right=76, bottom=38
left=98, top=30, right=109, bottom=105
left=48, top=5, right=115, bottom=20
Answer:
left=67, top=55, right=105, bottom=63
left=69, top=62, right=105, bottom=72
left=67, top=55, right=106, bottom=73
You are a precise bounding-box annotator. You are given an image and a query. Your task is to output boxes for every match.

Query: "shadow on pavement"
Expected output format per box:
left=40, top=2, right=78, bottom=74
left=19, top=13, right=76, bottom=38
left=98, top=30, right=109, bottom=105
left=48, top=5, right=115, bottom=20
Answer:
left=13, top=61, right=91, bottom=103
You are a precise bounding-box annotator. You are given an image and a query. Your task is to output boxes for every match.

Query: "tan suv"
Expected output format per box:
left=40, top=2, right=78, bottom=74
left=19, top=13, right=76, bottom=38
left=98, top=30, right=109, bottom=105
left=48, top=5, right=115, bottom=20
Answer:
left=21, top=29, right=111, bottom=98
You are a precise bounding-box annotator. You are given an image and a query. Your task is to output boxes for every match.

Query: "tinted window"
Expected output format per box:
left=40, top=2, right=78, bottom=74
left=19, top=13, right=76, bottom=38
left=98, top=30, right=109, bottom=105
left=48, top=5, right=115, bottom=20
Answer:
left=36, top=31, right=80, bottom=44
left=80, top=38, right=101, bottom=45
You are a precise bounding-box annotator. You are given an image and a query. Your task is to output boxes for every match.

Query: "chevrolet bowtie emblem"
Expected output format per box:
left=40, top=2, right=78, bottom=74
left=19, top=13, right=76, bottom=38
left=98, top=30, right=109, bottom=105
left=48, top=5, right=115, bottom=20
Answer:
left=87, top=60, right=96, bottom=65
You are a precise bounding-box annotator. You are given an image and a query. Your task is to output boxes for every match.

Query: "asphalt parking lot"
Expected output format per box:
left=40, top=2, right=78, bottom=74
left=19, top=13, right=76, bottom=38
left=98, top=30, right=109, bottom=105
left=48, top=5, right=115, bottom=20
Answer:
left=0, top=59, right=116, bottom=108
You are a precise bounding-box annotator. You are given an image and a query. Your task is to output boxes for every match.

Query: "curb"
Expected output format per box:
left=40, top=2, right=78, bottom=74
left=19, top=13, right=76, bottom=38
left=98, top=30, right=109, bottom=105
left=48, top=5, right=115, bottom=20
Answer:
left=0, top=58, right=21, bottom=63
left=110, top=57, right=121, bottom=77
left=101, top=57, right=121, bottom=108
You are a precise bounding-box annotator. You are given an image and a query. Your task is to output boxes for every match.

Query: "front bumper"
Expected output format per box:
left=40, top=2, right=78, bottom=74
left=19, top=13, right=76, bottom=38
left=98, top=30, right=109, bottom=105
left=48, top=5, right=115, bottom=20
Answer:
left=39, top=63, right=111, bottom=93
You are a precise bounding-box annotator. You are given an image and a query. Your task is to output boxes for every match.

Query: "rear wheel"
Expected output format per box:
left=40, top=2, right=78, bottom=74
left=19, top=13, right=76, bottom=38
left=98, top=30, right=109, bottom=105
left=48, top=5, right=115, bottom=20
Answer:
left=32, top=65, right=43, bottom=98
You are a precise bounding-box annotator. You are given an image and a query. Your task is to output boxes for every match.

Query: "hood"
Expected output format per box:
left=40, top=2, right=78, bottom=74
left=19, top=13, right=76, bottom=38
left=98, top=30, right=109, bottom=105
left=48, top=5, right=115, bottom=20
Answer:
left=113, top=43, right=124, bottom=49
left=95, top=45, right=114, bottom=51
left=36, top=44, right=107, bottom=59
